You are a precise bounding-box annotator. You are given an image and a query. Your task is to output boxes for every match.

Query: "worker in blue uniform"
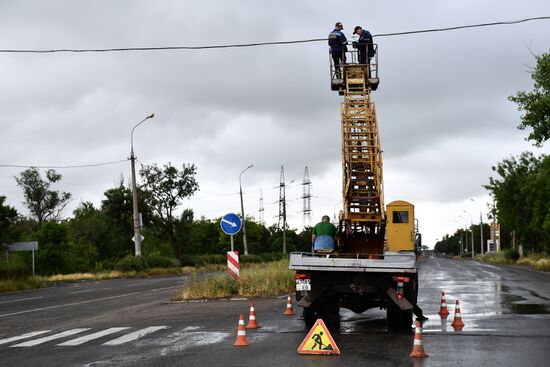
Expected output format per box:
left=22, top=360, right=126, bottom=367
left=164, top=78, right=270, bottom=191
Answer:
left=328, top=22, right=348, bottom=77
left=353, top=26, right=374, bottom=65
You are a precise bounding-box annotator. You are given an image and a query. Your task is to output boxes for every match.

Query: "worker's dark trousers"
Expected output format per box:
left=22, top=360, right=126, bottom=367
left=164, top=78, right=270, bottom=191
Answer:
left=332, top=51, right=343, bottom=77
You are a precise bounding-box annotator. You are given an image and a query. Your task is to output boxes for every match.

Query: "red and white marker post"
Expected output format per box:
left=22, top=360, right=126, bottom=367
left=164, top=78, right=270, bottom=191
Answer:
left=227, top=250, right=240, bottom=281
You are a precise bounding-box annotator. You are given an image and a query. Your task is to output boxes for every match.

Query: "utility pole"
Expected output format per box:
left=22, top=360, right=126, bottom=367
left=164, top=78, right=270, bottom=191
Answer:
left=471, top=198, right=484, bottom=255
left=301, top=166, right=312, bottom=229
left=259, top=188, right=265, bottom=225
left=130, top=113, right=154, bottom=257
left=278, top=166, right=288, bottom=254
left=239, top=164, right=253, bottom=256
left=463, top=210, right=475, bottom=259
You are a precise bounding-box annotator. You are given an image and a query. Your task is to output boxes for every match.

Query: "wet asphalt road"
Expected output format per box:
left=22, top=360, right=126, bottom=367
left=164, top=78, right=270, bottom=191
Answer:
left=0, top=256, right=549, bottom=366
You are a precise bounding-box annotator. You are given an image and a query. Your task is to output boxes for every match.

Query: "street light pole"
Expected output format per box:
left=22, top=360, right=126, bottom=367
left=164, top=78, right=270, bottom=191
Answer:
left=463, top=210, right=475, bottom=259
left=454, top=220, right=463, bottom=255
left=470, top=198, right=484, bottom=255
left=130, top=113, right=154, bottom=257
left=458, top=215, right=468, bottom=255
left=239, top=164, right=253, bottom=256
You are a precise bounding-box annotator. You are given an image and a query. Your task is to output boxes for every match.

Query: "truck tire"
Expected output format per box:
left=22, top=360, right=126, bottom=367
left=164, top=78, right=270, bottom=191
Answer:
left=303, top=298, right=340, bottom=329
left=386, top=301, right=412, bottom=331
left=318, top=298, right=340, bottom=328
left=303, top=306, right=317, bottom=329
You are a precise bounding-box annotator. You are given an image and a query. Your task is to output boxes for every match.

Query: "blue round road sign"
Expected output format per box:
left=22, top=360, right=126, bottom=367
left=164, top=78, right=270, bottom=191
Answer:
left=220, top=213, right=242, bottom=235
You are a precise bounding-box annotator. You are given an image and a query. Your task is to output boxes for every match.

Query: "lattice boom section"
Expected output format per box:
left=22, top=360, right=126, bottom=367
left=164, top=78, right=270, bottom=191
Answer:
left=341, top=91, right=384, bottom=222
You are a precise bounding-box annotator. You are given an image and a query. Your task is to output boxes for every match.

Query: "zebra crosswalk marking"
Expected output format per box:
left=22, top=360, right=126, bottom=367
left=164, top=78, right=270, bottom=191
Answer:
left=11, top=328, right=90, bottom=347
left=103, top=326, right=169, bottom=345
left=56, top=327, right=131, bottom=346
left=0, top=331, right=51, bottom=346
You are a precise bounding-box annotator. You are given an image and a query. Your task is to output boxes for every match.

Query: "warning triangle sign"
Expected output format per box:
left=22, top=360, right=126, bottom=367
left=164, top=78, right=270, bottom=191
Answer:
left=297, top=319, right=340, bottom=355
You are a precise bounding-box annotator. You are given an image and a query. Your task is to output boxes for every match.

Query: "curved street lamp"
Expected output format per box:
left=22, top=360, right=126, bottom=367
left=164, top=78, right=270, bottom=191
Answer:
left=130, top=113, right=154, bottom=257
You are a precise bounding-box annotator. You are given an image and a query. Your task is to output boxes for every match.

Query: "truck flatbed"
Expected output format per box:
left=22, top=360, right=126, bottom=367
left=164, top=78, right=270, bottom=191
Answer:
left=289, top=252, right=417, bottom=273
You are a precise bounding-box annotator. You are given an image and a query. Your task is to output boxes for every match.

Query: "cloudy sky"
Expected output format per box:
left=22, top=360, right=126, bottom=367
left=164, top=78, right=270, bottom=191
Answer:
left=1, top=0, right=549, bottom=248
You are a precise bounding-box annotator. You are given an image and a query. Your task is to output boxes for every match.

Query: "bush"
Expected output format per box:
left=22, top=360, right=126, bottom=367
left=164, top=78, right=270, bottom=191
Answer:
left=116, top=255, right=149, bottom=272
left=144, top=255, right=180, bottom=268
left=503, top=249, right=520, bottom=262
left=180, top=254, right=225, bottom=267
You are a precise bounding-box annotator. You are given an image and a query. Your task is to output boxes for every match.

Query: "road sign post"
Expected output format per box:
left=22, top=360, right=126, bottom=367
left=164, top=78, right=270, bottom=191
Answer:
left=220, top=213, right=242, bottom=280
left=5, top=241, right=39, bottom=276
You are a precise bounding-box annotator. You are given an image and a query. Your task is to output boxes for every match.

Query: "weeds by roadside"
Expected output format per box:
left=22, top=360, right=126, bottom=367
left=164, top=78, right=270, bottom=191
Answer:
left=0, top=264, right=228, bottom=293
left=175, top=259, right=294, bottom=300
left=480, top=251, right=550, bottom=271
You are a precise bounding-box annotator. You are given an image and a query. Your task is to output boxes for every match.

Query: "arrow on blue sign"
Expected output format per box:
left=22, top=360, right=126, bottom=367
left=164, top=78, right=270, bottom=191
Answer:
left=220, top=213, right=242, bottom=235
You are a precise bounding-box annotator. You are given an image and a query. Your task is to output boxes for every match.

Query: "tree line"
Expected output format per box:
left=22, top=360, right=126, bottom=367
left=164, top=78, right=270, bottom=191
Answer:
left=1, top=162, right=313, bottom=276
left=436, top=52, right=550, bottom=256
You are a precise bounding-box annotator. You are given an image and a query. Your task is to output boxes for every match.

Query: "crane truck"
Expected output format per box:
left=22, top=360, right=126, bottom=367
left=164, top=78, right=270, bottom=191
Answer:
left=289, top=44, right=425, bottom=330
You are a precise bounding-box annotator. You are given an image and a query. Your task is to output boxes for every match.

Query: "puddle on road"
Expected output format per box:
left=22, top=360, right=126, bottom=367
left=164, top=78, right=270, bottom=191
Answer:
left=511, top=303, right=550, bottom=314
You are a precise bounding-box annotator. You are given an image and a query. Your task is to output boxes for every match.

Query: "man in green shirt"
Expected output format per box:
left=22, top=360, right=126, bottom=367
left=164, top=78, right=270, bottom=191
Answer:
left=312, top=215, right=337, bottom=251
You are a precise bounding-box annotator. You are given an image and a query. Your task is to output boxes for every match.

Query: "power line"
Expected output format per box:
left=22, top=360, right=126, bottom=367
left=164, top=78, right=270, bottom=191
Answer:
left=0, top=159, right=127, bottom=169
left=0, top=16, right=547, bottom=54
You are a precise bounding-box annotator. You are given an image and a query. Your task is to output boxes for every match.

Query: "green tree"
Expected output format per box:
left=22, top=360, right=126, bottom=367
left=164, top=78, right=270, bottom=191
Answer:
left=100, top=179, right=152, bottom=259
left=14, top=168, right=71, bottom=224
left=509, top=52, right=550, bottom=147
left=140, top=162, right=199, bottom=258
left=484, top=152, right=549, bottom=253
left=67, top=202, right=105, bottom=269
left=0, top=195, right=18, bottom=244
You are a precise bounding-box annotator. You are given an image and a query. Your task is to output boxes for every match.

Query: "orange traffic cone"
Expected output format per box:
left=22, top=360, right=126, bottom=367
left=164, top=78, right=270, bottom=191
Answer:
left=438, top=291, right=450, bottom=318
left=409, top=320, right=429, bottom=358
left=284, top=294, right=295, bottom=316
left=246, top=303, right=260, bottom=329
left=451, top=300, right=465, bottom=331
left=233, top=315, right=250, bottom=347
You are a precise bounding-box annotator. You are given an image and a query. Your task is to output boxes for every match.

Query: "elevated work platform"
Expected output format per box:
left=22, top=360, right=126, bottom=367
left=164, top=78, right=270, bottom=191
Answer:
left=331, top=46, right=385, bottom=254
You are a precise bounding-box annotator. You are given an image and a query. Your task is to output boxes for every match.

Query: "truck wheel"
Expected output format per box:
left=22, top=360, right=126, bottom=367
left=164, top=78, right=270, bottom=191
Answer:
left=318, top=299, right=340, bottom=328
left=386, top=302, right=413, bottom=331
left=303, top=306, right=317, bottom=329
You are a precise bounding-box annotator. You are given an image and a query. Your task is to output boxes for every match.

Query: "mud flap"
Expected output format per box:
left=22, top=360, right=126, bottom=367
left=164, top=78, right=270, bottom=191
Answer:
left=382, top=281, right=427, bottom=322
left=385, top=286, right=413, bottom=311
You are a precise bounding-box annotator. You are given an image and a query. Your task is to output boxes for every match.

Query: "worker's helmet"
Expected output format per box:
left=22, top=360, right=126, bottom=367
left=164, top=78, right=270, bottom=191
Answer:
left=335, top=22, right=343, bottom=29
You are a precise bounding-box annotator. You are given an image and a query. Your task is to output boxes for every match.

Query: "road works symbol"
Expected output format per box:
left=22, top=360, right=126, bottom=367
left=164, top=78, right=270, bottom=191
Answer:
left=297, top=319, right=340, bottom=355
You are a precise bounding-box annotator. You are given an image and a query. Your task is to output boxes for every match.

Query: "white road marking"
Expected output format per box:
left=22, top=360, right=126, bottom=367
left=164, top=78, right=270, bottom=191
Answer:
left=57, top=327, right=130, bottom=346
left=69, top=289, right=95, bottom=294
left=103, top=326, right=169, bottom=345
left=127, top=282, right=149, bottom=287
left=0, top=331, right=51, bottom=345
left=11, top=328, right=90, bottom=347
left=151, top=286, right=178, bottom=292
left=0, top=292, right=142, bottom=318
left=0, top=296, right=44, bottom=305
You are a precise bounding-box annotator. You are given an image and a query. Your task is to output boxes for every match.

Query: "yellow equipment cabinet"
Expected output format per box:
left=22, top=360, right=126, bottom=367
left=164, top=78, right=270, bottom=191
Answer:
left=386, top=200, right=415, bottom=252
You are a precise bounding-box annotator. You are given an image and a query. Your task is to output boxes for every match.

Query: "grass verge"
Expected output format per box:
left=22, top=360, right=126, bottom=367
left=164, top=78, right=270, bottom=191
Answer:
left=175, top=259, right=294, bottom=300
left=478, top=252, right=516, bottom=265
left=517, top=255, right=550, bottom=271
left=0, top=277, right=46, bottom=293
left=480, top=252, right=550, bottom=271
left=0, top=264, right=229, bottom=293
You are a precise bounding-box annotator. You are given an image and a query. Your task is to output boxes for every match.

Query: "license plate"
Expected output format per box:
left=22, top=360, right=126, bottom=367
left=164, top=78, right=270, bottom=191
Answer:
left=296, top=279, right=311, bottom=292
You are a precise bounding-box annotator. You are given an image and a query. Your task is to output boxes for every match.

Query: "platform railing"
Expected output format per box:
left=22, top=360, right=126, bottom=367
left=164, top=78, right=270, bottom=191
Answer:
left=329, top=43, right=379, bottom=83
